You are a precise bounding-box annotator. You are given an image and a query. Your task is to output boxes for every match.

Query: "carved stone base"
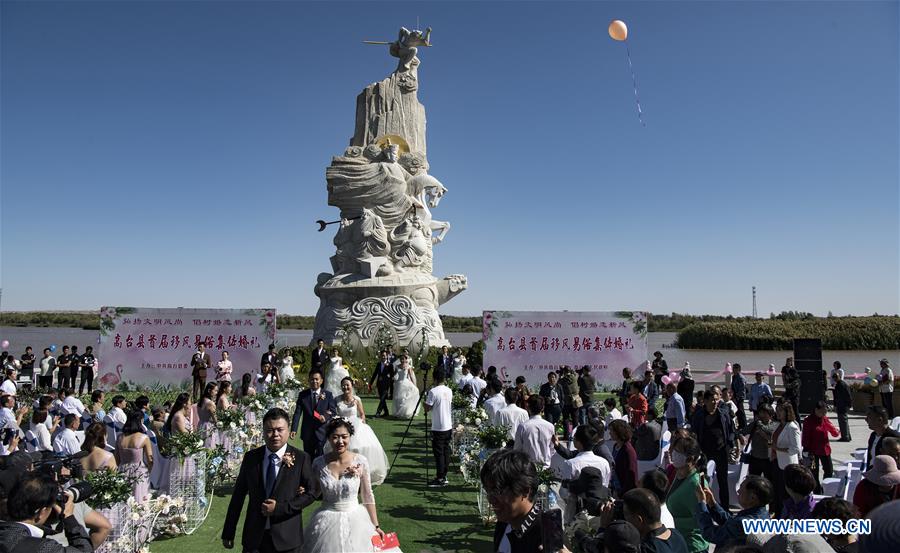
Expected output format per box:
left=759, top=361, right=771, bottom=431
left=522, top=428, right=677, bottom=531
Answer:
left=312, top=272, right=468, bottom=348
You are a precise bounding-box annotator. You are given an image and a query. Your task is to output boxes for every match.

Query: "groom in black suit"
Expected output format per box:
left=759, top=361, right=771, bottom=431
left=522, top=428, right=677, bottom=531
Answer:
left=310, top=339, right=329, bottom=373
left=290, top=370, right=337, bottom=457
left=368, top=350, right=395, bottom=417
left=222, top=408, right=318, bottom=553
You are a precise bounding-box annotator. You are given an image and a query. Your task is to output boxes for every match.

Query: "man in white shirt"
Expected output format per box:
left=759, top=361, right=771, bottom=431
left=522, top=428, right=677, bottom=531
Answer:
left=106, top=395, right=127, bottom=425
left=469, top=367, right=487, bottom=400
left=495, top=388, right=530, bottom=441
left=0, top=394, right=25, bottom=429
left=603, top=397, right=625, bottom=440
left=59, top=388, right=86, bottom=418
left=38, top=348, right=56, bottom=389
left=53, top=414, right=81, bottom=455
left=425, top=368, right=453, bottom=487
left=556, top=425, right=611, bottom=489
left=456, top=365, right=472, bottom=388
left=514, top=395, right=555, bottom=468
left=483, top=380, right=506, bottom=424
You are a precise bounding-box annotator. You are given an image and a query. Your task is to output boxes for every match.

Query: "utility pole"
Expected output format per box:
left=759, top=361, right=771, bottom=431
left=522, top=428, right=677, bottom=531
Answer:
left=752, top=286, right=758, bottom=318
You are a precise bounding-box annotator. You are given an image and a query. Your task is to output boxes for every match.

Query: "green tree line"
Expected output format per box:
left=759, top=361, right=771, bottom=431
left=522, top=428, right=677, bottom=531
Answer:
left=675, top=316, right=900, bottom=350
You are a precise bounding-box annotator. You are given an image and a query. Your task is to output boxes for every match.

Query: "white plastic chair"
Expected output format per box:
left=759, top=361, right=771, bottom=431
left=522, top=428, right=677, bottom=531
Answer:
left=637, top=430, right=671, bottom=480
left=730, top=441, right=752, bottom=509
left=104, top=415, right=122, bottom=451
left=149, top=430, right=170, bottom=492
left=706, top=459, right=717, bottom=495
left=891, top=417, right=900, bottom=432
left=846, top=465, right=863, bottom=501
left=24, top=430, right=38, bottom=452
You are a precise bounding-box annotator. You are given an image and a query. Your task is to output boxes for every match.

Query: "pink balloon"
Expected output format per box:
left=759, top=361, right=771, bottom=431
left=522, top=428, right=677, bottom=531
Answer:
left=668, top=371, right=681, bottom=384
left=0, top=340, right=8, bottom=349
left=725, top=363, right=733, bottom=374
left=661, top=375, right=671, bottom=385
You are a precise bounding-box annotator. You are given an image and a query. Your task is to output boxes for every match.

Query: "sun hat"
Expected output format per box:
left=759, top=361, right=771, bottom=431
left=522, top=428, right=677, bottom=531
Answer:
left=860, top=499, right=900, bottom=553
left=602, top=520, right=640, bottom=553
left=862, top=455, right=900, bottom=487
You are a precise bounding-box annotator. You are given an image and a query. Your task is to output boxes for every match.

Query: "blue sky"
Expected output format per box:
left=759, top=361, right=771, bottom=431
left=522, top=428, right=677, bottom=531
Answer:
left=1, top=1, right=897, bottom=317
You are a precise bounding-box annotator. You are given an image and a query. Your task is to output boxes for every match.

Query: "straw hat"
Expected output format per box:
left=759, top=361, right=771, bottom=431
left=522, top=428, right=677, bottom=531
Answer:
left=863, top=455, right=900, bottom=487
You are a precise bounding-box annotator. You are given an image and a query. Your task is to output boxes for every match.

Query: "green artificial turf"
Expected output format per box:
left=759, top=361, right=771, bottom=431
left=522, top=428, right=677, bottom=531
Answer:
left=149, top=397, right=494, bottom=553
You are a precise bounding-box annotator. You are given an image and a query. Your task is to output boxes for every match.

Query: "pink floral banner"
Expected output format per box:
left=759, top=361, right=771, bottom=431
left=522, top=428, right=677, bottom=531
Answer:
left=482, top=311, right=648, bottom=387
left=97, top=307, right=276, bottom=391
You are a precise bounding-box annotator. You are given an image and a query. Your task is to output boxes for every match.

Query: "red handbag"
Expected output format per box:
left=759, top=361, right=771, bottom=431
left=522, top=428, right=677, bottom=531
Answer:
left=371, top=532, right=400, bottom=551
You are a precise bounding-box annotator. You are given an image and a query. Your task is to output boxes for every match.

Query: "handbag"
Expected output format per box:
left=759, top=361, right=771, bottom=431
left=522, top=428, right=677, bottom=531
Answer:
left=372, top=532, right=400, bottom=551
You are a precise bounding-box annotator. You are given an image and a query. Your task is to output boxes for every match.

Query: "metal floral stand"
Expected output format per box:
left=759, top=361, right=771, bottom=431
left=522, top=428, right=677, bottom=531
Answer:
left=168, top=452, right=213, bottom=535
left=96, top=502, right=131, bottom=553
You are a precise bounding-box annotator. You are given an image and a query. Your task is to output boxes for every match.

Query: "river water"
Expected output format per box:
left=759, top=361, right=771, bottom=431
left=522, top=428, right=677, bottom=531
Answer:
left=1, top=327, right=895, bottom=375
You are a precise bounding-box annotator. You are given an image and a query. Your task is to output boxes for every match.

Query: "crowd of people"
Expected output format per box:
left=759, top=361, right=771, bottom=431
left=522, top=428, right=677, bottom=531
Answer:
left=1, top=341, right=898, bottom=553
left=472, top=352, right=899, bottom=553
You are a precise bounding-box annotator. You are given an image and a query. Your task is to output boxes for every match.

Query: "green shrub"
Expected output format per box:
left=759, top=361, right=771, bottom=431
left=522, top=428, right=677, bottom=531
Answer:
left=676, top=316, right=900, bottom=350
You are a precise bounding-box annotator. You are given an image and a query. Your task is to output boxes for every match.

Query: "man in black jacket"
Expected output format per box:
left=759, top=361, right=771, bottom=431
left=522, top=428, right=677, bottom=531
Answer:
left=0, top=473, right=94, bottom=553
left=865, top=405, right=900, bottom=471
left=310, top=339, right=328, bottom=374
left=223, top=408, right=318, bottom=553
left=692, top=390, right=736, bottom=507
left=260, top=344, right=278, bottom=370
left=368, top=350, right=394, bottom=417
left=832, top=370, right=853, bottom=441
left=289, top=371, right=337, bottom=457
left=481, top=449, right=546, bottom=553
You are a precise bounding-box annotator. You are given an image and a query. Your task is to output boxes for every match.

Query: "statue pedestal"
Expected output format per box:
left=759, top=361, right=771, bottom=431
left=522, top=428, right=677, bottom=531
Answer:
left=313, top=272, right=467, bottom=348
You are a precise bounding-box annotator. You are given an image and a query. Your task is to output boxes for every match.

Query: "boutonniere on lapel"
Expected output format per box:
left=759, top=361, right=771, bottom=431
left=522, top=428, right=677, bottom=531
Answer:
left=282, top=452, right=295, bottom=469
left=318, top=392, right=326, bottom=402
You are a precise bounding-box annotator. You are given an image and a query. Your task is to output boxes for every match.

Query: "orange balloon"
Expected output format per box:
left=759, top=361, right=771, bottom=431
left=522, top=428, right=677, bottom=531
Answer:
left=608, top=20, right=628, bottom=41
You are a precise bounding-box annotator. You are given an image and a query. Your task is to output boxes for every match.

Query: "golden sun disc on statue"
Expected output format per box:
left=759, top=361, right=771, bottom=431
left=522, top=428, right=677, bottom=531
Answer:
left=375, top=134, right=410, bottom=154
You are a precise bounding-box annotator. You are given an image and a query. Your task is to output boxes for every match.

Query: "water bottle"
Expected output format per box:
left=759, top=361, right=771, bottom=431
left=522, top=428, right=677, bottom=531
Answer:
left=547, top=488, right=559, bottom=510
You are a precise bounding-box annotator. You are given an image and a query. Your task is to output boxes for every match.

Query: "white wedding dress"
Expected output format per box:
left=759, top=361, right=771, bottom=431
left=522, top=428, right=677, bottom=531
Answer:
left=324, top=356, right=350, bottom=397
left=393, top=366, right=420, bottom=418
left=279, top=355, right=296, bottom=383
left=452, top=355, right=466, bottom=385
left=303, top=454, right=402, bottom=553
left=322, top=397, right=390, bottom=485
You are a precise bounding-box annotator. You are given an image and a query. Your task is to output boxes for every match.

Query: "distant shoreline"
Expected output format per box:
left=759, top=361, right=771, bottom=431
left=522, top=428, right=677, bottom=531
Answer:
left=1, top=312, right=898, bottom=350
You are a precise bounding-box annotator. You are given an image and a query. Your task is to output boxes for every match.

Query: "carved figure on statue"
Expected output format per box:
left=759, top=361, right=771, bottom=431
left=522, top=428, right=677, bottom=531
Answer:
left=331, top=208, right=392, bottom=276
left=390, top=27, right=432, bottom=71
left=389, top=215, right=430, bottom=271
left=407, top=173, right=451, bottom=244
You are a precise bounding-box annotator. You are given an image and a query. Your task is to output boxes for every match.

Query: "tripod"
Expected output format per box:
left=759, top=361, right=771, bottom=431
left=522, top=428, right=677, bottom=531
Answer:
left=384, top=363, right=431, bottom=488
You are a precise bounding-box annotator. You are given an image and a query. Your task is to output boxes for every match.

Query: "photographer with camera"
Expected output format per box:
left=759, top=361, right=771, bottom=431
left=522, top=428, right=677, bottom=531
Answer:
left=0, top=472, right=93, bottom=553
left=480, top=449, right=571, bottom=553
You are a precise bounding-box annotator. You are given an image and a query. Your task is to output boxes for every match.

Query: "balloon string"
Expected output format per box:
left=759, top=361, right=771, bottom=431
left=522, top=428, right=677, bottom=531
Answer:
left=625, top=42, right=645, bottom=127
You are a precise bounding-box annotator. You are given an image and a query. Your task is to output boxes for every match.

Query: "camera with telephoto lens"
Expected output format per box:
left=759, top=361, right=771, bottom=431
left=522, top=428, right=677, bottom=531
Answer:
left=31, top=451, right=93, bottom=504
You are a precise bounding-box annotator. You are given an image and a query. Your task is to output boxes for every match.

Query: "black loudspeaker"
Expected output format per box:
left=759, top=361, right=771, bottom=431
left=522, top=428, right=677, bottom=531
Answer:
left=793, top=338, right=823, bottom=362
left=797, top=369, right=826, bottom=414
left=795, top=359, right=823, bottom=372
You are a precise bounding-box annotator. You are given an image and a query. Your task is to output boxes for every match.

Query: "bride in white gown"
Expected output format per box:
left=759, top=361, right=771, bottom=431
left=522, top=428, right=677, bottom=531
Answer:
left=304, top=419, right=402, bottom=553
left=392, top=355, right=420, bottom=418
left=322, top=377, right=390, bottom=485
left=451, top=349, right=466, bottom=385
left=324, top=348, right=350, bottom=397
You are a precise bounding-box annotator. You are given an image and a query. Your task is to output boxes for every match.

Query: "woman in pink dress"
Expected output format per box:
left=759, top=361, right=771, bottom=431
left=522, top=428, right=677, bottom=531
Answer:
left=116, top=411, right=153, bottom=502
left=197, top=382, right=218, bottom=448
left=216, top=351, right=233, bottom=382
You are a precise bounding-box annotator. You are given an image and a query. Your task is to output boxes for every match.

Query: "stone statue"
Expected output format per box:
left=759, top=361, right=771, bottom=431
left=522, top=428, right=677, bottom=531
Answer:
left=313, top=27, right=467, bottom=348
left=390, top=27, right=432, bottom=72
